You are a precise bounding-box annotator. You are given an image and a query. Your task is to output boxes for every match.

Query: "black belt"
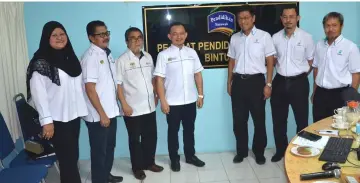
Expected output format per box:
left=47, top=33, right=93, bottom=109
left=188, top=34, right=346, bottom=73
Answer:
left=234, top=73, right=263, bottom=79
left=318, top=85, right=350, bottom=91
left=277, top=73, right=307, bottom=80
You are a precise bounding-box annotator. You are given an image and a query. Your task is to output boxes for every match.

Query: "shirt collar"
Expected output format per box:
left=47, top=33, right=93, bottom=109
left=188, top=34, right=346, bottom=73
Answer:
left=283, top=27, right=298, bottom=38
left=91, top=43, right=111, bottom=56
left=324, top=34, right=344, bottom=46
left=241, top=26, right=257, bottom=36
left=127, top=48, right=144, bottom=59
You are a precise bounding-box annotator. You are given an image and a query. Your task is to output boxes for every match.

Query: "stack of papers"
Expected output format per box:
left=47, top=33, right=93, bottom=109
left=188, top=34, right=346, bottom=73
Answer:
left=292, top=136, right=330, bottom=149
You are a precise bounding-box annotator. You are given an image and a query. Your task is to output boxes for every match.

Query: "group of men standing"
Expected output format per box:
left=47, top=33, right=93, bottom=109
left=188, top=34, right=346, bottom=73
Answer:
left=227, top=4, right=360, bottom=166
left=78, top=3, right=360, bottom=183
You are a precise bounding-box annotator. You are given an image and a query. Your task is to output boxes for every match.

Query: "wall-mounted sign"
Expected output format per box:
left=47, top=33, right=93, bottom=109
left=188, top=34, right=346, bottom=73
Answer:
left=143, top=2, right=299, bottom=68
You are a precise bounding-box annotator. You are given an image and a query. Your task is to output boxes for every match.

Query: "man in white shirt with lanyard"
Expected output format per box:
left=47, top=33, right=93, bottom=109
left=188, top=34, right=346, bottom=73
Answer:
left=154, top=22, right=205, bottom=172
left=312, top=12, right=360, bottom=122
left=81, top=20, right=123, bottom=183
left=270, top=4, right=315, bottom=162
left=116, top=27, right=164, bottom=180
left=227, top=5, right=275, bottom=165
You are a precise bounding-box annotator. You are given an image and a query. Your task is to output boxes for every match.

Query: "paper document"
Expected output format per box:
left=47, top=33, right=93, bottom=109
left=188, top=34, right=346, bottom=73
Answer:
left=292, top=136, right=330, bottom=149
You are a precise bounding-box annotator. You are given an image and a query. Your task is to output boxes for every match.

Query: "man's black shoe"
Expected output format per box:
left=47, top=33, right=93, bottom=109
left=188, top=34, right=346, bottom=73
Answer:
left=186, top=156, right=205, bottom=167
left=108, top=174, right=123, bottom=182
left=271, top=153, right=284, bottom=162
left=255, top=155, right=266, bottom=165
left=171, top=161, right=181, bottom=172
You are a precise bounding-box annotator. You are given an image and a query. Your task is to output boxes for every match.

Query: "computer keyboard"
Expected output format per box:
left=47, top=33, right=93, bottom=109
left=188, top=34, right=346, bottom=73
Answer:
left=319, top=137, right=353, bottom=163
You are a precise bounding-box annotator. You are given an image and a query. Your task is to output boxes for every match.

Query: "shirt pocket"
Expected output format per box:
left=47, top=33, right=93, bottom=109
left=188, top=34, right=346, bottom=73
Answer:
left=292, top=45, right=305, bottom=62
left=124, top=61, right=140, bottom=82
left=183, top=57, right=195, bottom=75
left=249, top=43, right=264, bottom=61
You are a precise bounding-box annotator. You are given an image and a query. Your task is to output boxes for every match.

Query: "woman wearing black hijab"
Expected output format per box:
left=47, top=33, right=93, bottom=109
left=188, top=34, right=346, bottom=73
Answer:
left=26, top=21, right=88, bottom=183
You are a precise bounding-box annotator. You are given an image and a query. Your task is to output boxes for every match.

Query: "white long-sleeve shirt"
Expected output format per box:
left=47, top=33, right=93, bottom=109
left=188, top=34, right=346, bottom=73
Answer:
left=29, top=69, right=88, bottom=126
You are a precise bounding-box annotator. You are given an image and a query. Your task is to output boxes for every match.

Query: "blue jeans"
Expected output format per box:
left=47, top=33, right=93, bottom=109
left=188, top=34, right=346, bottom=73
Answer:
left=86, top=117, right=117, bottom=183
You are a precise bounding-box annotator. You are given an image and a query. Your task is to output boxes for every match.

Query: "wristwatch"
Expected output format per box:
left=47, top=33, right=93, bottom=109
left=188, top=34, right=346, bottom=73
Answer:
left=198, top=95, right=204, bottom=99
left=266, top=83, right=272, bottom=88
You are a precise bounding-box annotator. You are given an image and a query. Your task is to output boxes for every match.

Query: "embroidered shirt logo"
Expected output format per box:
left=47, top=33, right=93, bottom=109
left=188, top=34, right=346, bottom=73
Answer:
left=254, top=39, right=259, bottom=43
left=130, top=62, right=136, bottom=67
left=100, top=60, right=104, bottom=64
left=297, top=42, right=301, bottom=46
left=337, top=50, right=343, bottom=55
left=168, top=57, right=176, bottom=62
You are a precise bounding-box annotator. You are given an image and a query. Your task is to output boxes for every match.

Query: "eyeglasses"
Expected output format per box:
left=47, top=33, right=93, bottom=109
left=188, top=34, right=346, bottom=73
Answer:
left=129, top=36, right=143, bottom=43
left=238, top=16, right=252, bottom=21
left=281, top=15, right=297, bottom=20
left=93, top=31, right=110, bottom=38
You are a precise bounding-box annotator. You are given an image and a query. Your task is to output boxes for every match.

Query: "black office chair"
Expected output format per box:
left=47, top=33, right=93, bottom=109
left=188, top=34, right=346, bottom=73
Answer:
left=13, top=93, right=42, bottom=142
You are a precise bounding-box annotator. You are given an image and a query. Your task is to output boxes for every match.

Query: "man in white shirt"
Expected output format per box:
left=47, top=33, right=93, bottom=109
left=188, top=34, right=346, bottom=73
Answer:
left=270, top=5, right=315, bottom=162
left=81, top=20, right=122, bottom=183
left=227, top=5, right=275, bottom=165
left=154, top=22, right=205, bottom=172
left=116, top=27, right=164, bottom=180
left=312, top=12, right=360, bottom=122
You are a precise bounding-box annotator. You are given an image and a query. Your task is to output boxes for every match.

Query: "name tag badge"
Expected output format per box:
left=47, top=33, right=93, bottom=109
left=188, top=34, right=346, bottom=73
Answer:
left=168, top=57, right=176, bottom=62
left=129, top=62, right=136, bottom=69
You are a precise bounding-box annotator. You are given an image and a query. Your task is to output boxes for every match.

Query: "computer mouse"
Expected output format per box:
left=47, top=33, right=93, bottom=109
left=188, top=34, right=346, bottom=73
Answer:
left=322, top=162, right=341, bottom=171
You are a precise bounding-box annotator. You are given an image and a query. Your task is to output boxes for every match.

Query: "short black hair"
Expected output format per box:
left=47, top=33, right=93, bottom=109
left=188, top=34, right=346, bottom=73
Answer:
left=168, top=22, right=187, bottom=34
left=281, top=4, right=298, bottom=16
left=125, top=27, right=143, bottom=42
left=322, top=12, right=344, bottom=26
left=237, top=5, right=255, bottom=16
left=86, top=20, right=107, bottom=37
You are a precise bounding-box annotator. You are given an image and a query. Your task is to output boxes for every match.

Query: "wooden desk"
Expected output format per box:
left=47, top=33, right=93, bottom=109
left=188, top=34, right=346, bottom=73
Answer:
left=285, top=117, right=360, bottom=183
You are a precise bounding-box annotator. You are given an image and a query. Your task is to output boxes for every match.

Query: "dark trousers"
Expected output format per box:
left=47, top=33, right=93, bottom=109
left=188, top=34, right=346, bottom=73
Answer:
left=167, top=102, right=196, bottom=162
left=231, top=74, right=267, bottom=157
left=270, top=73, right=309, bottom=154
left=313, top=86, right=347, bottom=122
left=86, top=117, right=117, bottom=183
left=51, top=118, right=81, bottom=183
left=124, top=112, right=157, bottom=171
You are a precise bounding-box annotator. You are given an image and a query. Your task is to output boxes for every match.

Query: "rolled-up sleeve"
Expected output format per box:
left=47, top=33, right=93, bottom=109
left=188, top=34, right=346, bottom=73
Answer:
left=81, top=54, right=99, bottom=83
left=264, top=33, right=276, bottom=57
left=349, top=44, right=360, bottom=73
left=154, top=53, right=167, bottom=78
left=30, top=72, right=53, bottom=126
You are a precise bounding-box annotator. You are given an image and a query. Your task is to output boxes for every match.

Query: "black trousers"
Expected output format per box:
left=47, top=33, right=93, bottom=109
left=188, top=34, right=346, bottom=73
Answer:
left=167, top=102, right=196, bottom=162
left=313, top=86, right=348, bottom=122
left=124, top=112, right=157, bottom=171
left=270, top=73, right=309, bottom=154
left=51, top=118, right=81, bottom=183
left=231, top=74, right=267, bottom=157
left=86, top=117, right=117, bottom=183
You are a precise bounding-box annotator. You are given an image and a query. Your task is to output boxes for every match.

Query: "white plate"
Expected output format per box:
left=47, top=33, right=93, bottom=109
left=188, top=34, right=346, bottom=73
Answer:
left=331, top=123, right=349, bottom=130
left=290, top=146, right=320, bottom=158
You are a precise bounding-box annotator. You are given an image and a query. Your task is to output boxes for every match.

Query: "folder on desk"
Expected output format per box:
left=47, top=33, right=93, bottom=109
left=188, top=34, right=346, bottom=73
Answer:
left=292, top=136, right=330, bottom=149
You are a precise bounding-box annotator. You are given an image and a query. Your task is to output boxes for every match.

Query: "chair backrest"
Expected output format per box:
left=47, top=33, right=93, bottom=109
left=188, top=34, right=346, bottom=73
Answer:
left=13, top=93, right=41, bottom=141
left=0, top=112, right=15, bottom=160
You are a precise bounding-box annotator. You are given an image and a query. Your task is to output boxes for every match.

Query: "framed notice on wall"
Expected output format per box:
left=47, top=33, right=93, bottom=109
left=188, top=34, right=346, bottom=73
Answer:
left=142, top=2, right=299, bottom=69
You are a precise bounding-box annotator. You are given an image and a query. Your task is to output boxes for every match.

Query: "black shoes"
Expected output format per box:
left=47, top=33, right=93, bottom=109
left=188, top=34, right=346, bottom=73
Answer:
left=271, top=152, right=284, bottom=162
left=233, top=154, right=248, bottom=163
left=108, top=174, right=123, bottom=182
left=133, top=170, right=146, bottom=180
left=255, top=155, right=266, bottom=165
left=186, top=156, right=205, bottom=167
left=171, top=161, right=181, bottom=172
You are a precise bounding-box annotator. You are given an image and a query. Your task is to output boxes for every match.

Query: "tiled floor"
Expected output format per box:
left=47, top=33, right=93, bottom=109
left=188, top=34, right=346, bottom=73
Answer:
left=45, top=148, right=288, bottom=183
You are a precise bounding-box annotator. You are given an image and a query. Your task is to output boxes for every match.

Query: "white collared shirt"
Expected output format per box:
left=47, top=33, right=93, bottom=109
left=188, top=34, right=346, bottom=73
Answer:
left=313, top=35, right=360, bottom=89
left=116, top=49, right=155, bottom=117
left=154, top=45, right=204, bottom=106
left=227, top=26, right=276, bottom=74
left=272, top=27, right=315, bottom=76
left=80, top=43, right=120, bottom=122
left=29, top=69, right=88, bottom=126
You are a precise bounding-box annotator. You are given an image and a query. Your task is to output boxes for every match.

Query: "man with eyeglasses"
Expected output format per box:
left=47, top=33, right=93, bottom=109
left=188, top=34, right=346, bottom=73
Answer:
left=80, top=20, right=123, bottom=183
left=116, top=27, right=164, bottom=180
left=270, top=5, right=315, bottom=162
left=227, top=5, right=275, bottom=165
left=154, top=22, right=205, bottom=172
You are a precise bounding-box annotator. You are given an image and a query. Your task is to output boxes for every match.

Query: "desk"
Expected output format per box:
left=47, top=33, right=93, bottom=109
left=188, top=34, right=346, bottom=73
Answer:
left=285, top=117, right=360, bottom=183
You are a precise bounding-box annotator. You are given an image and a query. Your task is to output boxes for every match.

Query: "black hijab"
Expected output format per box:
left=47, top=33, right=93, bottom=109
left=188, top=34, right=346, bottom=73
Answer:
left=26, top=21, right=82, bottom=100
